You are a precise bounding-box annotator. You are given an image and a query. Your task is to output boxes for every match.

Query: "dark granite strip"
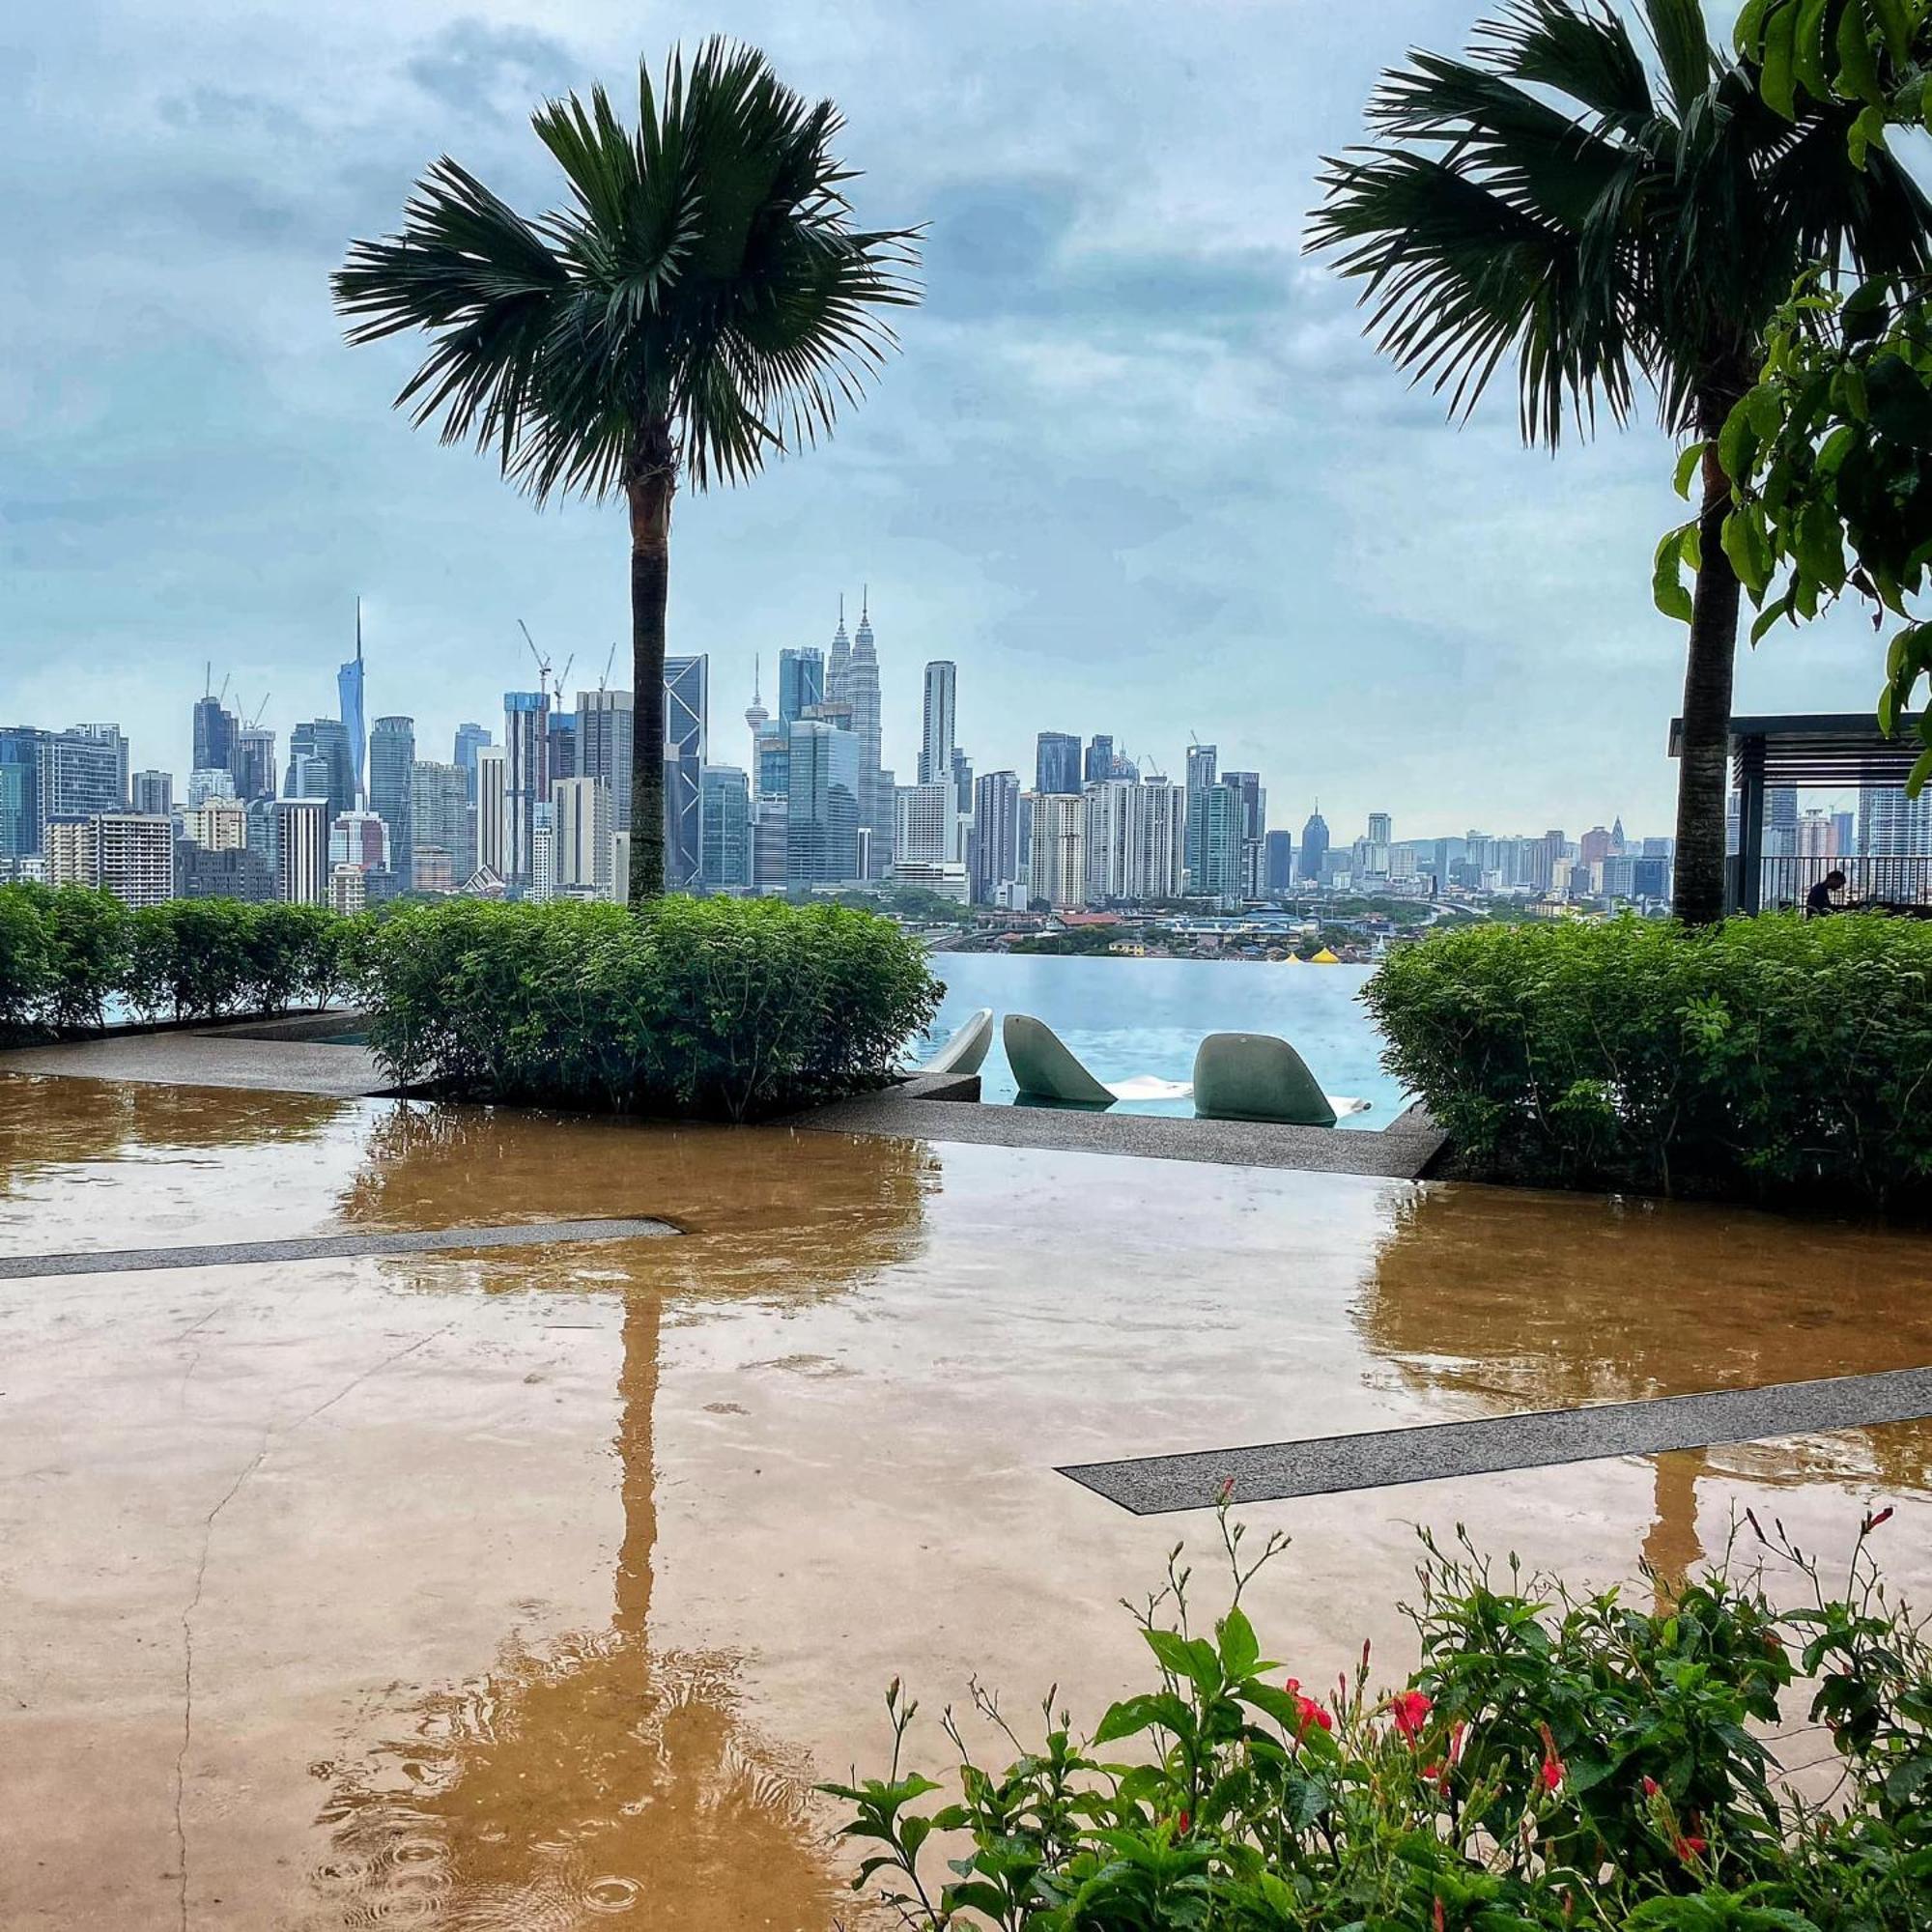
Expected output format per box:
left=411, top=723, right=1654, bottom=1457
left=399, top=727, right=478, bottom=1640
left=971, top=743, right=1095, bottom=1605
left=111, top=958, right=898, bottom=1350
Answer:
left=0, top=1217, right=678, bottom=1280
left=1060, top=1367, right=1932, bottom=1514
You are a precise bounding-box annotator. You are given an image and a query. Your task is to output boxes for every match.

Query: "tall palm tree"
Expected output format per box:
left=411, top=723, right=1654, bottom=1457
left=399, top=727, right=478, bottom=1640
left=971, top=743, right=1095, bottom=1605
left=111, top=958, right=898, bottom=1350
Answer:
left=335, top=40, right=919, bottom=901
left=1308, top=0, right=1932, bottom=923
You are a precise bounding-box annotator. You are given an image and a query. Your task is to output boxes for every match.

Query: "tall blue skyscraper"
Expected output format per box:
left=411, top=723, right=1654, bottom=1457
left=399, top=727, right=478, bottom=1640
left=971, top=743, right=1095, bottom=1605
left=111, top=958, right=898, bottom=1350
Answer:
left=192, top=695, right=239, bottom=781
left=700, top=765, right=753, bottom=889
left=453, top=724, right=492, bottom=803
left=0, top=729, right=43, bottom=858
left=502, top=691, right=549, bottom=889
left=664, top=656, right=708, bottom=890
left=1298, top=807, right=1331, bottom=881
left=337, top=599, right=368, bottom=808
left=1035, top=732, right=1081, bottom=795
left=777, top=647, right=824, bottom=725
left=368, top=716, right=415, bottom=890
left=285, top=720, right=355, bottom=826
left=785, top=719, right=861, bottom=885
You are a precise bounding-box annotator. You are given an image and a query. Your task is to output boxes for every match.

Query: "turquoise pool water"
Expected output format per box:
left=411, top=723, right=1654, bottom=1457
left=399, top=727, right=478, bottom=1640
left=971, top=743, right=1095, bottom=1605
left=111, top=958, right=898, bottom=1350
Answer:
left=911, top=952, right=1406, bottom=1125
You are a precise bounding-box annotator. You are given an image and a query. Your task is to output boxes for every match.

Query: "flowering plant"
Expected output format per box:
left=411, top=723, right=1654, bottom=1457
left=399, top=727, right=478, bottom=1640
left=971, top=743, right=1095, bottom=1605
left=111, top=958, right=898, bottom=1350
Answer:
left=825, top=1505, right=1931, bottom=1928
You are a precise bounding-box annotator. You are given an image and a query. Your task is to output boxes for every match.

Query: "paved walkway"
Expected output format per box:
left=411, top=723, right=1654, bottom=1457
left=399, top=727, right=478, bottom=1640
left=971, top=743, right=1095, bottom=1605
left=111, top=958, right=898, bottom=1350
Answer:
left=0, top=1029, right=387, bottom=1097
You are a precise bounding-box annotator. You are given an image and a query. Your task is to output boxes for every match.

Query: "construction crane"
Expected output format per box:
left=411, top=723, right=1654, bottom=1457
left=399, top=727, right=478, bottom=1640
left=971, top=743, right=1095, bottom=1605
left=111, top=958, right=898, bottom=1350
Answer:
left=599, top=642, right=617, bottom=692
left=247, top=694, right=271, bottom=728
left=518, top=620, right=573, bottom=707
left=554, top=653, right=575, bottom=705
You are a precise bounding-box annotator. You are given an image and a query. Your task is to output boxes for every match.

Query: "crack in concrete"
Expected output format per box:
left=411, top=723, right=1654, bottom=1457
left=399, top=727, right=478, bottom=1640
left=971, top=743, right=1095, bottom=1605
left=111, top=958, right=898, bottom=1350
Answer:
left=170, top=1324, right=451, bottom=1932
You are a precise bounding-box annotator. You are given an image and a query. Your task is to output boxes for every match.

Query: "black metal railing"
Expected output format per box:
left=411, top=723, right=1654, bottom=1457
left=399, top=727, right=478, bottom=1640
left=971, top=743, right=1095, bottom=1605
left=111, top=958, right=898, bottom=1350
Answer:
left=1736, top=853, right=1932, bottom=914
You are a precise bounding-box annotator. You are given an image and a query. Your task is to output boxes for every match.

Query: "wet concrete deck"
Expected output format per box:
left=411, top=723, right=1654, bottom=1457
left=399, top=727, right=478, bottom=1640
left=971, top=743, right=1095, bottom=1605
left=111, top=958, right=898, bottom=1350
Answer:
left=3, top=1073, right=1929, bottom=1929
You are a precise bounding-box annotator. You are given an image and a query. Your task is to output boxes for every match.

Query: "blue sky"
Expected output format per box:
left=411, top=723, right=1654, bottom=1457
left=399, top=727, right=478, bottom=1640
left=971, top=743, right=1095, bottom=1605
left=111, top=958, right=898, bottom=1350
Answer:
left=0, top=0, right=1892, bottom=842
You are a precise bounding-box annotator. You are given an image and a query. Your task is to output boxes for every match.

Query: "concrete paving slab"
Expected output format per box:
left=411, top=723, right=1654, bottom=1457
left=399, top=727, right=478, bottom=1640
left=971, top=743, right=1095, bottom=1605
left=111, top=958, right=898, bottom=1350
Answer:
left=1062, top=1366, right=1932, bottom=1514
left=0, top=1033, right=387, bottom=1096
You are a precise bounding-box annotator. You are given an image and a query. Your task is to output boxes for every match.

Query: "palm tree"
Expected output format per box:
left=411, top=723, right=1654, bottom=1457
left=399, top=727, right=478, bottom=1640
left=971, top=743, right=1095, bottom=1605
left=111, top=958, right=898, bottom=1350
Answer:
left=1308, top=0, right=1932, bottom=923
left=335, top=40, right=919, bottom=901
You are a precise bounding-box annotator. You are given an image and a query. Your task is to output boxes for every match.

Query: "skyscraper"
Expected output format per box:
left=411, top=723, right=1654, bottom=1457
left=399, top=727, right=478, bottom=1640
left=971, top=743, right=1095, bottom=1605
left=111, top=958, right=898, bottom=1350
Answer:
left=1185, top=743, right=1218, bottom=794
left=1032, top=792, right=1089, bottom=911
left=664, top=657, right=708, bottom=890
left=920, top=661, right=957, bottom=786
left=778, top=647, right=824, bottom=725
left=1035, top=731, right=1081, bottom=795
left=547, top=711, right=578, bottom=787
left=576, top=690, right=634, bottom=832
left=553, top=777, right=615, bottom=896
left=502, top=691, right=550, bottom=888
left=275, top=798, right=329, bottom=904
left=131, top=770, right=174, bottom=818
left=0, top=730, right=42, bottom=858
left=368, top=715, right=416, bottom=890
left=1185, top=784, right=1241, bottom=898
left=338, top=598, right=367, bottom=808
left=785, top=719, right=862, bottom=886
left=71, top=724, right=128, bottom=806
left=453, top=724, right=492, bottom=802
left=473, top=744, right=509, bottom=881
left=1222, top=771, right=1266, bottom=895
left=700, top=765, right=753, bottom=890
left=234, top=726, right=277, bottom=802
left=1084, top=735, right=1115, bottom=784
left=845, top=595, right=891, bottom=877
left=1263, top=829, right=1294, bottom=893
left=970, top=770, right=1021, bottom=905
left=285, top=720, right=355, bottom=825
left=895, top=782, right=953, bottom=866
left=411, top=759, right=472, bottom=885
left=192, top=694, right=238, bottom=781
left=38, top=730, right=126, bottom=825
left=1297, top=808, right=1330, bottom=881
left=1367, top=810, right=1393, bottom=846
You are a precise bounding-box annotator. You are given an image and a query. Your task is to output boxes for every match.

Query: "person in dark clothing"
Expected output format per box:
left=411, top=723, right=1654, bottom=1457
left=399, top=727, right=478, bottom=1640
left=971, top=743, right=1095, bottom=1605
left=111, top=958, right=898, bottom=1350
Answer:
left=1805, top=868, right=1848, bottom=916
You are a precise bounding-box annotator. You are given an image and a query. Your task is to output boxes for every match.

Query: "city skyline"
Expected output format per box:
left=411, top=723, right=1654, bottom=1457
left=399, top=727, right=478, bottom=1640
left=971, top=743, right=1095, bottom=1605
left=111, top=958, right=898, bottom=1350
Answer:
left=5, top=0, right=1908, bottom=843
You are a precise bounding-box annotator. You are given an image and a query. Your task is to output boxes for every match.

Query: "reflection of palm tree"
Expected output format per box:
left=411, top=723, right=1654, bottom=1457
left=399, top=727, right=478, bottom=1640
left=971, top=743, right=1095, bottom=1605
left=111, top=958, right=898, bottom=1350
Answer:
left=312, top=1110, right=933, bottom=1927
left=1358, top=1186, right=1932, bottom=1584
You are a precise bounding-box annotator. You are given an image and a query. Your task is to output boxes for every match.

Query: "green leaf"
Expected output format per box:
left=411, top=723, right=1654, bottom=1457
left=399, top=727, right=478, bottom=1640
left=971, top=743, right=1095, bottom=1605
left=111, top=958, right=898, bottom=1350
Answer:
left=1719, top=400, right=1761, bottom=485
left=1792, top=0, right=1833, bottom=100
left=1216, top=1605, right=1262, bottom=1680
left=1094, top=1690, right=1193, bottom=1745
left=1836, top=2, right=1886, bottom=103
left=1673, top=440, right=1707, bottom=498
left=1654, top=525, right=1695, bottom=623
left=1761, top=0, right=1801, bottom=116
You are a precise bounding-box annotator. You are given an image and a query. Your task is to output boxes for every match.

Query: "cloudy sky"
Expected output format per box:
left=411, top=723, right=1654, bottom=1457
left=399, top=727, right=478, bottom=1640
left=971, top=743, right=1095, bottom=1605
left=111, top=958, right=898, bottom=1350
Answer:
left=1, top=0, right=1891, bottom=841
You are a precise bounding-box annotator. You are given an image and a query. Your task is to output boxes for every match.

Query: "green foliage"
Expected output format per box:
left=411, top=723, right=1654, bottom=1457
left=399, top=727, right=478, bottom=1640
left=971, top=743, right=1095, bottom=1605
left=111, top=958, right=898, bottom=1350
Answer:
left=1364, top=914, right=1932, bottom=1207
left=831, top=1510, right=1932, bottom=1930
left=0, top=888, right=348, bottom=1038
left=350, top=895, right=942, bottom=1121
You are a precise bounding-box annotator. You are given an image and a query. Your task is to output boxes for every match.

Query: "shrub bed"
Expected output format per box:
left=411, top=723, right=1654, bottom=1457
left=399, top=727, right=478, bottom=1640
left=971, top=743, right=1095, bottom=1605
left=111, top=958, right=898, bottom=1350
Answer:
left=1364, top=914, right=1932, bottom=1209
left=349, top=895, right=942, bottom=1121
left=0, top=884, right=351, bottom=1037
left=833, top=1509, right=1931, bottom=1930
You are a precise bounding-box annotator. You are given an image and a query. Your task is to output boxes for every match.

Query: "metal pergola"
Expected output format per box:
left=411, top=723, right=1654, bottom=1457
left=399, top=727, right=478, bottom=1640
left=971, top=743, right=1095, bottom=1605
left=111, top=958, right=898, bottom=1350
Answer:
left=1667, top=711, right=1928, bottom=913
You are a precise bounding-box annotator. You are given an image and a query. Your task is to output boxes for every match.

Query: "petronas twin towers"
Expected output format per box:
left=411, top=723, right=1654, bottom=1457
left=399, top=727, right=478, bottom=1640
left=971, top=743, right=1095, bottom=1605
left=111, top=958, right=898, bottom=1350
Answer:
left=826, top=591, right=895, bottom=876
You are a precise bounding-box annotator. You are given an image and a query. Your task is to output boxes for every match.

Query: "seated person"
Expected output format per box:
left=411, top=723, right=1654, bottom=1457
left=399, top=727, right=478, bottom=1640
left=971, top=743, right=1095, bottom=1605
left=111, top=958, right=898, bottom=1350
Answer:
left=1804, top=867, right=1848, bottom=917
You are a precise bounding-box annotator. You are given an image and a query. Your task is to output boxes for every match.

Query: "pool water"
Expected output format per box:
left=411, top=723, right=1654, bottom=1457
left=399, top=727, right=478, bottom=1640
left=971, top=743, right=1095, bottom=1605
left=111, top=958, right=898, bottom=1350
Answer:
left=910, top=952, right=1407, bottom=1124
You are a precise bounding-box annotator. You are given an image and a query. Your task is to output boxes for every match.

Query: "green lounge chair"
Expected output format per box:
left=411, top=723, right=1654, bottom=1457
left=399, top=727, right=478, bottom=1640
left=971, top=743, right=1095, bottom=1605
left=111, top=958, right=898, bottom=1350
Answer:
left=1192, top=1032, right=1365, bottom=1127
left=1002, top=1013, right=1117, bottom=1109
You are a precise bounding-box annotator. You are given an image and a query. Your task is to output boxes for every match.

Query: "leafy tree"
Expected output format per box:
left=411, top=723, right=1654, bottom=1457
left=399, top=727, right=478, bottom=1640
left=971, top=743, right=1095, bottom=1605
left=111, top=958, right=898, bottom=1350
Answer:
left=1702, top=0, right=1932, bottom=792
left=334, top=41, right=918, bottom=901
left=1310, top=0, right=1932, bottom=922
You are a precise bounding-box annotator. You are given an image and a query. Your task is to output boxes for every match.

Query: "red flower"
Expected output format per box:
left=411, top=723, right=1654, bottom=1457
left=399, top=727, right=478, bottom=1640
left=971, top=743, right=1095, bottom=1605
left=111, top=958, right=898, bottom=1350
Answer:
left=1537, top=1722, right=1565, bottom=1793
left=1177, top=1809, right=1191, bottom=1836
left=1390, top=1690, right=1433, bottom=1741
left=1863, top=1505, right=1894, bottom=1533
left=1641, top=1776, right=1660, bottom=1799
left=1448, top=1719, right=1469, bottom=1765
left=1433, top=1896, right=1446, bottom=1932
left=1217, top=1476, right=1236, bottom=1505
left=1674, top=1833, right=1707, bottom=1861
left=1283, top=1677, right=1333, bottom=1734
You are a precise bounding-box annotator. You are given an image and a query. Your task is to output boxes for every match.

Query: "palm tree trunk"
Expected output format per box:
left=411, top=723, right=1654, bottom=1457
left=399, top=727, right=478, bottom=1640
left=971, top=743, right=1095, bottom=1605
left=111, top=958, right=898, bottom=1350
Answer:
left=1671, top=393, right=1746, bottom=925
left=625, top=421, right=676, bottom=904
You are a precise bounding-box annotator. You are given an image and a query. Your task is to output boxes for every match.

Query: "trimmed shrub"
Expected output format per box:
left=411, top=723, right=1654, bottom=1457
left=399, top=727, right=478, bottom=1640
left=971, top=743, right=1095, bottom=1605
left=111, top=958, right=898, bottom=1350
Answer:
left=833, top=1509, right=1932, bottom=1930
left=351, top=895, right=943, bottom=1121
left=20, top=884, right=131, bottom=1033
left=0, top=887, right=54, bottom=1037
left=1365, top=913, right=1932, bottom=1208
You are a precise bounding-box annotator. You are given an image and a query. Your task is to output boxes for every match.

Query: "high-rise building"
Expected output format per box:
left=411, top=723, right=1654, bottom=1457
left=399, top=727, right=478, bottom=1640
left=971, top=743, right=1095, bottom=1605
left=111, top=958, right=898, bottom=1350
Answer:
left=330, top=810, right=390, bottom=871
left=43, top=817, right=93, bottom=889
left=743, top=660, right=770, bottom=793
left=412, top=760, right=473, bottom=884
left=369, top=716, right=415, bottom=891
left=177, top=843, right=274, bottom=902
left=970, top=770, right=1021, bottom=904
left=784, top=719, right=862, bottom=886
left=182, top=799, right=248, bottom=852
left=1185, top=782, right=1241, bottom=898
left=187, top=768, right=237, bottom=808
left=234, top=726, right=277, bottom=802
left=664, top=656, right=708, bottom=890
left=1185, top=743, right=1218, bottom=794
left=473, top=744, right=509, bottom=883
left=192, top=695, right=239, bottom=781
left=845, top=596, right=892, bottom=877
left=502, top=691, right=550, bottom=888
left=753, top=798, right=789, bottom=893
left=1297, top=808, right=1330, bottom=881
left=1578, top=825, right=1616, bottom=868
left=285, top=720, right=355, bottom=824
left=338, top=598, right=367, bottom=807
left=38, top=730, right=126, bottom=827
left=45, top=813, right=173, bottom=907
left=778, top=647, right=824, bottom=725
left=577, top=690, right=635, bottom=832
left=547, top=710, right=578, bottom=789
left=700, top=765, right=753, bottom=890
left=920, top=661, right=957, bottom=786
left=1367, top=811, right=1392, bottom=846
left=275, top=799, right=329, bottom=904
left=553, top=778, right=615, bottom=896
left=1035, top=731, right=1081, bottom=795
left=453, top=724, right=492, bottom=802
left=895, top=782, right=954, bottom=866
left=1858, top=779, right=1932, bottom=897
left=130, top=770, right=174, bottom=818
left=71, top=724, right=129, bottom=806
left=0, top=730, right=43, bottom=858
left=1222, top=772, right=1266, bottom=895
left=1032, top=792, right=1089, bottom=912
left=528, top=804, right=555, bottom=904
left=1264, top=829, right=1294, bottom=893
left=1082, top=735, right=1112, bottom=785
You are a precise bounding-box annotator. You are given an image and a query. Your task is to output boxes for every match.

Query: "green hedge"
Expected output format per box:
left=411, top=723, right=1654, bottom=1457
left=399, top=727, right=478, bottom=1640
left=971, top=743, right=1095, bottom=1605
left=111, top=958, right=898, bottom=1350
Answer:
left=0, top=885, right=350, bottom=1037
left=350, top=895, right=942, bottom=1121
left=1365, top=913, right=1932, bottom=1208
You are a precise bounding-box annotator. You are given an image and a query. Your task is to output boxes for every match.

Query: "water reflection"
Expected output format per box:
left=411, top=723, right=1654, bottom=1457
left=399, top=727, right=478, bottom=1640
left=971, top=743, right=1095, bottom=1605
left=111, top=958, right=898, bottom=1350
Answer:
left=1358, top=1183, right=1932, bottom=1580
left=312, top=1109, right=935, bottom=1929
